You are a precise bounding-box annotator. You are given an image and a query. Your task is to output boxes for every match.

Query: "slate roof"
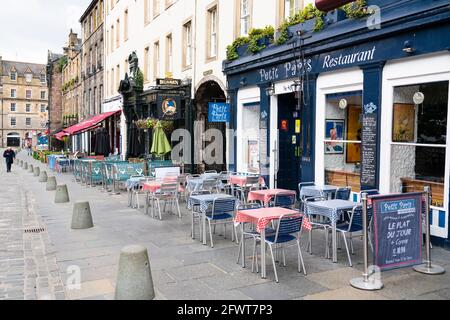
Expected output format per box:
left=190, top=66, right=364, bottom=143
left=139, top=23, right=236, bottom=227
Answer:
left=2, top=60, right=46, bottom=77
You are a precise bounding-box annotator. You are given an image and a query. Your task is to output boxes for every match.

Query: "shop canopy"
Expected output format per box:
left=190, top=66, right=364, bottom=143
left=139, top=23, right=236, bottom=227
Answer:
left=59, top=110, right=121, bottom=137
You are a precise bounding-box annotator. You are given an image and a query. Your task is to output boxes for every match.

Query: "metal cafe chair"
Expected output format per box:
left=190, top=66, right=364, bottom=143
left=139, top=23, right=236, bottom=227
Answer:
left=190, top=190, right=212, bottom=241
left=235, top=203, right=276, bottom=271
left=152, top=182, right=181, bottom=220
left=202, top=178, right=219, bottom=193
left=272, top=192, right=297, bottom=209
left=326, top=204, right=369, bottom=267
left=204, top=198, right=238, bottom=248
left=334, top=187, right=352, bottom=200
left=303, top=195, right=330, bottom=256
left=253, top=215, right=307, bottom=282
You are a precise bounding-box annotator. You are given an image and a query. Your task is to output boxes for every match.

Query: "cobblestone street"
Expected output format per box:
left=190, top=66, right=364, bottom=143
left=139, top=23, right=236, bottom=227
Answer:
left=0, top=151, right=449, bottom=300
left=0, top=157, right=65, bottom=300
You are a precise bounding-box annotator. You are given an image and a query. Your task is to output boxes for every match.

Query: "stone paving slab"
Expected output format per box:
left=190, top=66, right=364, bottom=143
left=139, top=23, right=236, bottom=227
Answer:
left=0, top=151, right=448, bottom=300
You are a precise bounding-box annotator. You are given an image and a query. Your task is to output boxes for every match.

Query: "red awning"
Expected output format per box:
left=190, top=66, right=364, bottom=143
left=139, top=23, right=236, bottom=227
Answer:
left=315, top=0, right=354, bottom=11
left=55, top=131, right=69, bottom=141
left=63, top=110, right=121, bottom=136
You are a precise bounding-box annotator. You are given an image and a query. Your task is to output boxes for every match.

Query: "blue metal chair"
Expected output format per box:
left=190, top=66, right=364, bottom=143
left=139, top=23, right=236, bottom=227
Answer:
left=254, top=215, right=307, bottom=282
left=272, top=192, right=296, bottom=209
left=334, top=187, right=352, bottom=200
left=204, top=198, right=238, bottom=248
left=327, top=205, right=372, bottom=267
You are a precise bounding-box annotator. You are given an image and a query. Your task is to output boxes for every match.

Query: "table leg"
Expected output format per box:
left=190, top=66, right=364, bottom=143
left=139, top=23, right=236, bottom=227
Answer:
left=203, top=213, right=207, bottom=245
left=145, top=191, right=148, bottom=215
left=261, top=228, right=266, bottom=279
left=332, top=222, right=337, bottom=263
left=241, top=223, right=245, bottom=268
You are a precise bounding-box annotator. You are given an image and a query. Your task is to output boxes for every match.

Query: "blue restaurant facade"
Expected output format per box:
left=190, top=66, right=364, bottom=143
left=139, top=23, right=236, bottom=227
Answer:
left=223, top=0, right=450, bottom=245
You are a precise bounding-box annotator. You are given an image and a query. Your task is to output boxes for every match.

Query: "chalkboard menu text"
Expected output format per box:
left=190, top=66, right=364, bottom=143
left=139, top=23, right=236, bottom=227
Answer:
left=372, top=193, right=423, bottom=270
left=361, top=113, right=377, bottom=188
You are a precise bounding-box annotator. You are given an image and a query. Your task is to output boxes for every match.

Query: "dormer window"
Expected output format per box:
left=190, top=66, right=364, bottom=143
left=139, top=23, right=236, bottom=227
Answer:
left=40, top=74, right=46, bottom=83
left=10, top=71, right=17, bottom=81
left=25, top=73, right=32, bottom=82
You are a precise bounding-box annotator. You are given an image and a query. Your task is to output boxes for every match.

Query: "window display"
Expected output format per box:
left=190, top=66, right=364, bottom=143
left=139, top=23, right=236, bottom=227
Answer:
left=324, top=91, right=362, bottom=192
left=390, top=81, right=448, bottom=207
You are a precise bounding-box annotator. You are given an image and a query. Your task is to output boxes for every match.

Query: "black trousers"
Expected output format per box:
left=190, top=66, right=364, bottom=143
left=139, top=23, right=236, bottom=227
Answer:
left=6, top=162, right=12, bottom=172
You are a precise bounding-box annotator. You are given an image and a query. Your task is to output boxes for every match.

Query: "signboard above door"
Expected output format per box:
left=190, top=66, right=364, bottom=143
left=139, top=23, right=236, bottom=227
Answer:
left=208, top=102, right=230, bottom=123
left=156, top=78, right=182, bottom=86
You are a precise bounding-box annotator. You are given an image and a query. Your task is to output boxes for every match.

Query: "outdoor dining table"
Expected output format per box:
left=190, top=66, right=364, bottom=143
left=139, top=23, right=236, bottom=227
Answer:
left=234, top=207, right=300, bottom=278
left=187, top=174, right=220, bottom=192
left=126, top=176, right=145, bottom=207
left=305, top=199, right=360, bottom=263
left=300, top=185, right=338, bottom=200
left=142, top=177, right=181, bottom=216
left=187, top=194, right=237, bottom=245
left=229, top=175, right=265, bottom=187
left=247, top=189, right=297, bottom=207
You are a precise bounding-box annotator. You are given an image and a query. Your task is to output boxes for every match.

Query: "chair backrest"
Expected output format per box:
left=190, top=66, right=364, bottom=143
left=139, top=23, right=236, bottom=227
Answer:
left=344, top=205, right=365, bottom=232
left=298, top=182, right=315, bottom=195
left=273, top=215, right=303, bottom=242
left=160, top=183, right=178, bottom=196
left=210, top=198, right=236, bottom=218
left=202, top=179, right=218, bottom=191
left=191, top=190, right=212, bottom=196
left=237, top=203, right=262, bottom=211
left=360, top=189, right=379, bottom=198
left=245, top=175, right=260, bottom=186
left=204, top=170, right=218, bottom=174
left=335, top=187, right=352, bottom=200
left=274, top=192, right=296, bottom=209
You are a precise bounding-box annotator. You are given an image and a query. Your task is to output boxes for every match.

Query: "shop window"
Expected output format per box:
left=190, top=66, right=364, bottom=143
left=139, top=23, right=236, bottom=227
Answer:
left=390, top=81, right=448, bottom=208
left=324, top=91, right=362, bottom=192
left=241, top=102, right=261, bottom=173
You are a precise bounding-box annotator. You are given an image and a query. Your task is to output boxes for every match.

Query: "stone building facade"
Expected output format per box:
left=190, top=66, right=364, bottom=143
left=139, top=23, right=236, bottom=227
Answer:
left=61, top=30, right=82, bottom=128
left=46, top=51, right=64, bottom=149
left=80, top=0, right=104, bottom=118
left=0, top=56, right=48, bottom=148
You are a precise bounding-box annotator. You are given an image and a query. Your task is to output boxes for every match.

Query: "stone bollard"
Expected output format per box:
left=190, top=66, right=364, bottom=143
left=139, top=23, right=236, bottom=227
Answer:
left=28, top=164, right=34, bottom=173
left=46, top=176, right=57, bottom=191
left=71, top=202, right=94, bottom=229
left=54, top=185, right=70, bottom=203
left=24, top=162, right=28, bottom=170
left=39, top=171, right=48, bottom=183
left=115, top=245, right=155, bottom=300
left=33, top=166, right=40, bottom=177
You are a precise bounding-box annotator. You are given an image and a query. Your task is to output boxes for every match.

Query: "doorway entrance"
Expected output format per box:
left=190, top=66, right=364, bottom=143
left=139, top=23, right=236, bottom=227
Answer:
left=194, top=80, right=227, bottom=173
left=7, top=133, right=20, bottom=147
left=276, top=93, right=302, bottom=193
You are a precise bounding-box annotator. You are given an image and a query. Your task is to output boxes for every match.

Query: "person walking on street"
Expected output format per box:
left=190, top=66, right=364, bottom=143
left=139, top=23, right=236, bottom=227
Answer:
left=3, top=147, right=16, bottom=173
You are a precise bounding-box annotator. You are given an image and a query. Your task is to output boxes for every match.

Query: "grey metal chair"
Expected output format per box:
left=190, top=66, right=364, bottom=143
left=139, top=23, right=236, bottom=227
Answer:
left=152, top=182, right=181, bottom=220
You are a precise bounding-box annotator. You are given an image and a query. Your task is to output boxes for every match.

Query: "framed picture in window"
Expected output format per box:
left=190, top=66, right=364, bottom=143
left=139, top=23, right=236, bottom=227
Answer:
left=325, top=119, right=344, bottom=154
left=346, top=105, right=362, bottom=163
left=392, top=103, right=415, bottom=142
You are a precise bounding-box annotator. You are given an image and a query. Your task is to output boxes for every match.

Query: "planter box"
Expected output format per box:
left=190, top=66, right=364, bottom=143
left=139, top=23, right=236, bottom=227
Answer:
left=236, top=44, right=249, bottom=56
left=288, top=17, right=318, bottom=36
left=325, top=9, right=347, bottom=24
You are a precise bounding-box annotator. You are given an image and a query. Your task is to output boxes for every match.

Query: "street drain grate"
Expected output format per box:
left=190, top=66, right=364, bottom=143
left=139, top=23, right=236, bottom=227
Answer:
left=24, top=228, right=46, bottom=234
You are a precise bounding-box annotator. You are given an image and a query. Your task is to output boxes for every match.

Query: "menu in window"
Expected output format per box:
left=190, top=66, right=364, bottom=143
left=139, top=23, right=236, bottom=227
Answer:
left=361, top=113, right=377, bottom=188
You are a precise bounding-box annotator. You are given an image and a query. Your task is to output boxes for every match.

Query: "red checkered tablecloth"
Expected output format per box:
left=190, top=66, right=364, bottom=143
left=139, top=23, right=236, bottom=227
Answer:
left=235, top=207, right=312, bottom=232
left=247, top=189, right=296, bottom=207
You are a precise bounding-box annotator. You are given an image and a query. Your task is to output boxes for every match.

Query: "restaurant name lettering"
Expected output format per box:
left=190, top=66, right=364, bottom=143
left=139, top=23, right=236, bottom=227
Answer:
left=257, top=46, right=378, bottom=83
left=258, top=59, right=312, bottom=82
left=322, top=46, right=376, bottom=69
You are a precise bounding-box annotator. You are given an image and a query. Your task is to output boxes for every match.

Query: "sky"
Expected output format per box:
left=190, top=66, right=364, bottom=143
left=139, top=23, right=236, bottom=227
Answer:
left=0, top=0, right=92, bottom=64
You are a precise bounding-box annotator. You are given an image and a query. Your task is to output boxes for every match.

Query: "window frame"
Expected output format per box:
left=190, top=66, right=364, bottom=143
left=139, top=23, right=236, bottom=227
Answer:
left=182, top=19, right=193, bottom=70
left=206, top=3, right=219, bottom=62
